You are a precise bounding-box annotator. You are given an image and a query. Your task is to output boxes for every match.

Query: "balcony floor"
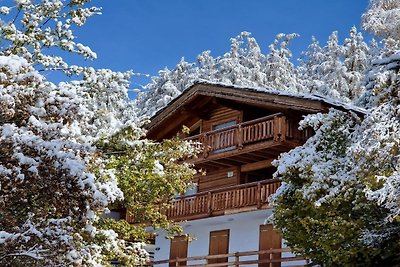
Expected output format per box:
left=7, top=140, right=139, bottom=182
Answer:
left=190, top=139, right=303, bottom=170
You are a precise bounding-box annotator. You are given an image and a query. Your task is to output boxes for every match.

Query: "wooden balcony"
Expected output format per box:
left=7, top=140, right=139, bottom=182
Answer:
left=165, top=179, right=280, bottom=221
left=186, top=113, right=311, bottom=168
left=151, top=247, right=309, bottom=267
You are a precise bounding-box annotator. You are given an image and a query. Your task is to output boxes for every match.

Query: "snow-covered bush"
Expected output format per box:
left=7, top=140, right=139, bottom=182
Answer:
left=0, top=1, right=197, bottom=266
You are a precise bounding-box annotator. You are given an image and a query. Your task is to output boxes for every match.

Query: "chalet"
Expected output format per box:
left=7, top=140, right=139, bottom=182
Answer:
left=133, top=81, right=363, bottom=267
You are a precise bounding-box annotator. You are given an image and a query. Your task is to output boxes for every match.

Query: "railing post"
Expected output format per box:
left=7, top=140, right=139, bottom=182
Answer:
left=237, top=125, right=243, bottom=150
left=235, top=252, right=239, bottom=267
left=280, top=116, right=286, bottom=142
left=202, top=133, right=209, bottom=158
left=207, top=191, right=212, bottom=215
left=273, top=115, right=286, bottom=142
left=256, top=182, right=262, bottom=209
left=273, top=115, right=279, bottom=142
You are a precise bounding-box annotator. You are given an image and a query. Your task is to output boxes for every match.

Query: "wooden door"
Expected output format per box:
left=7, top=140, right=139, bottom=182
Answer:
left=169, top=236, right=188, bottom=267
left=259, top=224, right=282, bottom=267
left=209, top=229, right=229, bottom=264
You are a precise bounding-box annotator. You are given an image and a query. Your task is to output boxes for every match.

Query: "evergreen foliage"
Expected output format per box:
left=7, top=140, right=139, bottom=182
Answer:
left=272, top=1, right=400, bottom=266
left=136, top=29, right=372, bottom=118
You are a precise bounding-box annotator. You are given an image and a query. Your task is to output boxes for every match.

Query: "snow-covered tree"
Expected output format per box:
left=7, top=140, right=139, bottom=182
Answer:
left=272, top=1, right=400, bottom=266
left=362, top=0, right=400, bottom=40
left=298, top=28, right=372, bottom=102
left=314, top=31, right=351, bottom=101
left=343, top=26, right=371, bottom=100
left=217, top=31, right=265, bottom=86
left=271, top=110, right=399, bottom=267
left=136, top=32, right=302, bottom=118
left=135, top=58, right=197, bottom=118
left=298, top=36, right=325, bottom=93
left=137, top=28, right=377, bottom=119
left=196, top=50, right=217, bottom=81
left=0, top=1, right=197, bottom=266
left=263, top=33, right=302, bottom=93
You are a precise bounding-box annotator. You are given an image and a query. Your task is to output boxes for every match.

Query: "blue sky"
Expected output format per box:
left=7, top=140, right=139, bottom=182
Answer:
left=69, top=0, right=371, bottom=89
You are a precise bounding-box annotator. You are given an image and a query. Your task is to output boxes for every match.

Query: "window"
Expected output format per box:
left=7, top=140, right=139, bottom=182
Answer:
left=212, top=120, right=237, bottom=153
left=241, top=167, right=277, bottom=184
left=184, top=182, right=198, bottom=196
left=213, top=120, right=236, bottom=131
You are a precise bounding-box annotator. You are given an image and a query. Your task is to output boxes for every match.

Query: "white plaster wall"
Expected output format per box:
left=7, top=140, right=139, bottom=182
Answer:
left=153, top=209, right=305, bottom=267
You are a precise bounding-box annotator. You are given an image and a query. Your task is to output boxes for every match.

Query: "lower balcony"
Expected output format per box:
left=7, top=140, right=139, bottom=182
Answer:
left=165, top=179, right=280, bottom=221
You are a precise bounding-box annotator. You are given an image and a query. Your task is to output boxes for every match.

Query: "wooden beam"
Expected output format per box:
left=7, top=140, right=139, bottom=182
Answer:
left=238, top=152, right=266, bottom=161
left=241, top=159, right=273, bottom=172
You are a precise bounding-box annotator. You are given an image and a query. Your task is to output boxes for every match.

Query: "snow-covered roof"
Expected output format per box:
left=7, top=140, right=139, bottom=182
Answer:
left=191, top=80, right=367, bottom=115
left=146, top=81, right=367, bottom=138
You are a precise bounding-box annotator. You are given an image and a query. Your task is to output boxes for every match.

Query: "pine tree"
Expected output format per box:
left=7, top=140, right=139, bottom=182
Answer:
left=362, top=0, right=400, bottom=40
left=217, top=31, right=264, bottom=87
left=263, top=33, right=302, bottom=92
left=196, top=50, right=217, bottom=81
left=298, top=36, right=326, bottom=93
left=317, top=31, right=351, bottom=101
left=343, top=26, right=370, bottom=100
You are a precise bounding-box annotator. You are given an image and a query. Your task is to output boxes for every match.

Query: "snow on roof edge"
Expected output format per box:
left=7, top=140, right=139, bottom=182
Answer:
left=192, top=80, right=368, bottom=115
left=148, top=80, right=367, bottom=123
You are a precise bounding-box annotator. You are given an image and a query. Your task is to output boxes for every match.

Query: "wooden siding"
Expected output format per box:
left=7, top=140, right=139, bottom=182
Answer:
left=198, top=167, right=238, bottom=192
left=201, top=106, right=242, bottom=133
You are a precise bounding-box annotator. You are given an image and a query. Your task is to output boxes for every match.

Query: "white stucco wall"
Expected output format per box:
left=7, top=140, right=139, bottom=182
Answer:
left=153, top=209, right=305, bottom=267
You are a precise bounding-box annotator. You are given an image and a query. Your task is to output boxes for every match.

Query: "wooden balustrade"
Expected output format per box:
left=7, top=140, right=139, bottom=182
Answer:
left=165, top=179, right=280, bottom=220
left=151, top=247, right=309, bottom=267
left=186, top=113, right=309, bottom=157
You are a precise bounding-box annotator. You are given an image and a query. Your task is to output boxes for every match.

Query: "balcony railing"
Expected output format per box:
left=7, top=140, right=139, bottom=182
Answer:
left=165, top=179, right=280, bottom=220
left=186, top=113, right=311, bottom=158
left=151, top=247, right=309, bottom=267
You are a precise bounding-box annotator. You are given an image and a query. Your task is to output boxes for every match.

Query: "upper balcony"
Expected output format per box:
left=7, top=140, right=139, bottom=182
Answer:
left=185, top=113, right=312, bottom=169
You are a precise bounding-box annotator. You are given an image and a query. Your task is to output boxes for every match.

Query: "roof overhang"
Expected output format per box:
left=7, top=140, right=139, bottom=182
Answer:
left=146, top=81, right=366, bottom=139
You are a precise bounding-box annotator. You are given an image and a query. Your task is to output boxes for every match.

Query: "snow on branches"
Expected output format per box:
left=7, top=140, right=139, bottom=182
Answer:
left=137, top=29, right=373, bottom=118
left=0, top=1, right=196, bottom=266
left=271, top=2, right=400, bottom=265
left=362, top=0, right=400, bottom=41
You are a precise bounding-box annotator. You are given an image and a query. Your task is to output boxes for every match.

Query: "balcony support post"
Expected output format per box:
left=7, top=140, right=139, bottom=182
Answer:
left=257, top=182, right=262, bottom=209
left=280, top=116, right=287, bottom=142
left=273, top=115, right=287, bottom=142
left=237, top=124, right=243, bottom=150
left=234, top=252, right=239, bottom=267
left=207, top=191, right=212, bottom=215
left=202, top=133, right=209, bottom=158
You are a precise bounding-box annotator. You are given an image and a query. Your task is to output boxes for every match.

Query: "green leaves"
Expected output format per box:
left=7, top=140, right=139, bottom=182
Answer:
left=272, top=110, right=400, bottom=266
left=95, top=126, right=198, bottom=255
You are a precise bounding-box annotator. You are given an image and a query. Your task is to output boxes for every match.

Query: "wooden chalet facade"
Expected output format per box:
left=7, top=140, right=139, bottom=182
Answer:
left=137, top=82, right=359, bottom=267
